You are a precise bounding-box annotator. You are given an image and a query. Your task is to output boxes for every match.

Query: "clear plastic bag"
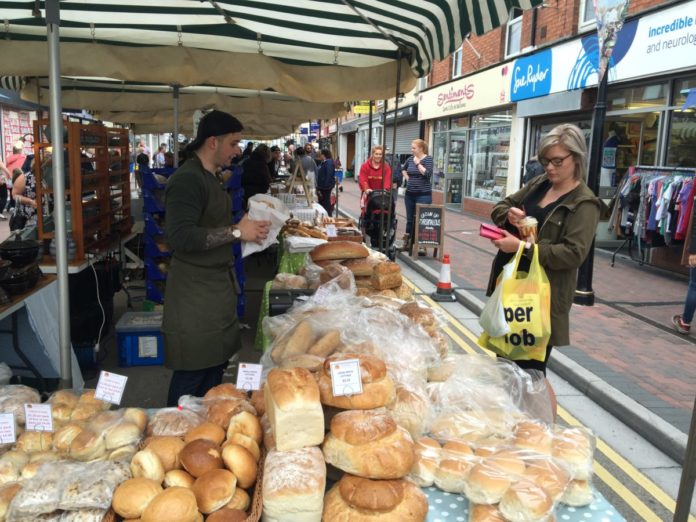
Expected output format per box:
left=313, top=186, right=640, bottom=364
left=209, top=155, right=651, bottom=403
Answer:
left=552, top=425, right=596, bottom=481
left=146, top=407, right=205, bottom=437
left=177, top=395, right=255, bottom=430
left=0, top=384, right=41, bottom=425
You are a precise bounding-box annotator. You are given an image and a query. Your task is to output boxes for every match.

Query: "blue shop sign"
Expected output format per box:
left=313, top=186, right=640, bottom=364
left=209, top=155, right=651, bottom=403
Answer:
left=510, top=49, right=552, bottom=102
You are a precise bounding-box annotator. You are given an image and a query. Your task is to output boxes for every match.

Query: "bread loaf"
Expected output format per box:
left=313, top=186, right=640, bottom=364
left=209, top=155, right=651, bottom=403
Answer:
left=179, top=439, right=223, bottom=478
left=317, top=353, right=396, bottom=410
left=192, top=468, right=237, bottom=514
left=387, top=386, right=429, bottom=439
left=271, top=320, right=316, bottom=363
left=264, top=367, right=324, bottom=452
left=262, top=447, right=326, bottom=522
left=112, top=478, right=163, bottom=519
left=322, top=409, right=415, bottom=479
left=204, top=383, right=249, bottom=401
left=184, top=422, right=226, bottom=446
left=310, top=241, right=369, bottom=261
left=279, top=354, right=325, bottom=373
left=141, top=486, right=200, bottom=522
left=341, top=257, right=379, bottom=277
left=143, top=436, right=186, bottom=471
left=371, top=272, right=402, bottom=291
left=322, top=474, right=428, bottom=522
left=307, top=329, right=342, bottom=358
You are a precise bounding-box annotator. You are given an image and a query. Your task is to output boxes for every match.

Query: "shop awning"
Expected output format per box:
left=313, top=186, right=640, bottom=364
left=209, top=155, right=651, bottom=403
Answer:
left=0, top=0, right=541, bottom=103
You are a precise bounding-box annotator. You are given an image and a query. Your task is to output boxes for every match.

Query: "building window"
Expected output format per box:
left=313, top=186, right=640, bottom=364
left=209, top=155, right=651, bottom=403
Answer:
left=666, top=76, right=696, bottom=167
left=417, top=76, right=428, bottom=92
left=579, top=0, right=596, bottom=27
left=451, top=47, right=462, bottom=79
left=505, top=8, right=523, bottom=57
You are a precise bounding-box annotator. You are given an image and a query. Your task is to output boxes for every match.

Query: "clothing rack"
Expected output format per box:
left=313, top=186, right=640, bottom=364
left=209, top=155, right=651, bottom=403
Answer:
left=609, top=165, right=696, bottom=268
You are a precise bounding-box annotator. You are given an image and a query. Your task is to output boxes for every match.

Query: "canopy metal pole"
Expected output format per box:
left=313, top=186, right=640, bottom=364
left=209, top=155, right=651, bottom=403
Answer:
left=173, top=85, right=180, bottom=166
left=46, top=0, right=72, bottom=389
left=379, top=99, right=388, bottom=254
left=367, top=101, right=374, bottom=165
left=385, top=50, right=402, bottom=258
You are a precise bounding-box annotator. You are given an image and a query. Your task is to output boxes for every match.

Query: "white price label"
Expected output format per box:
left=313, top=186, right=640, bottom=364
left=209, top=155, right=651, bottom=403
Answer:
left=329, top=359, right=363, bottom=397
left=236, top=363, right=263, bottom=391
left=138, top=336, right=158, bottom=358
left=95, top=371, right=128, bottom=405
left=0, top=413, right=16, bottom=444
left=24, top=403, right=53, bottom=432
left=326, top=224, right=337, bottom=238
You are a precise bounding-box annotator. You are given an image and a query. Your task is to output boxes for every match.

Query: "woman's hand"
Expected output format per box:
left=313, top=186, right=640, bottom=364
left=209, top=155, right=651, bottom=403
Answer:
left=507, top=207, right=525, bottom=226
left=402, top=170, right=409, bottom=182
left=492, top=230, right=522, bottom=253
left=689, top=254, right=696, bottom=267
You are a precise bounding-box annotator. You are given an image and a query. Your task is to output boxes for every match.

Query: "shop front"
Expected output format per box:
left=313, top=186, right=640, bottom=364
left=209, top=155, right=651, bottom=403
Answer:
left=418, top=64, right=514, bottom=215
left=510, top=0, right=696, bottom=270
left=0, top=88, right=38, bottom=161
left=382, top=103, right=420, bottom=165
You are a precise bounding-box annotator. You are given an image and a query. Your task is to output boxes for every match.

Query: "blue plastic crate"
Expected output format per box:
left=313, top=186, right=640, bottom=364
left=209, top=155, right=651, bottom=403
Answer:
left=144, top=259, right=167, bottom=281
left=116, top=312, right=164, bottom=366
left=144, top=214, right=165, bottom=237
left=144, top=237, right=170, bottom=258
left=146, top=281, right=166, bottom=304
left=143, top=191, right=165, bottom=213
left=237, top=294, right=246, bottom=318
left=232, top=241, right=242, bottom=257
left=141, top=167, right=176, bottom=190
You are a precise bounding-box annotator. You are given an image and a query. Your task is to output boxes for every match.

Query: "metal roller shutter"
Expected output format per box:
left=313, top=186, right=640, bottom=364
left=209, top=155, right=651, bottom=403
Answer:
left=383, top=120, right=420, bottom=155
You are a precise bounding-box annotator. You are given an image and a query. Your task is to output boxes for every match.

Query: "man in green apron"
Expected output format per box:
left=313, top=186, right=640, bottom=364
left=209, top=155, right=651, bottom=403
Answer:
left=163, top=110, right=271, bottom=406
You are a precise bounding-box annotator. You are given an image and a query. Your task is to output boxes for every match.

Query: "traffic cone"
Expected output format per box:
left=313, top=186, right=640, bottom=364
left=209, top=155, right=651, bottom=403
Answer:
left=431, top=254, right=456, bottom=302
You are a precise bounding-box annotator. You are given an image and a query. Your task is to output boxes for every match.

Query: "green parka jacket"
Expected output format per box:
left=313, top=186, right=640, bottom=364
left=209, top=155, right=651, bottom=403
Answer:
left=487, top=175, right=601, bottom=347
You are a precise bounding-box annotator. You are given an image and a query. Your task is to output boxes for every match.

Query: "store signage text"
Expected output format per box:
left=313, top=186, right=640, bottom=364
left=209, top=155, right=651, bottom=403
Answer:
left=510, top=49, right=552, bottom=102
left=437, top=85, right=475, bottom=107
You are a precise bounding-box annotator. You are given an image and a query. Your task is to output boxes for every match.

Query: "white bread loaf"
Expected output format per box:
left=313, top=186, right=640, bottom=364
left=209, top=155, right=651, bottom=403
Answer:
left=262, top=447, right=326, bottom=522
left=264, top=367, right=324, bottom=452
left=322, top=409, right=415, bottom=479
left=310, top=241, right=369, bottom=262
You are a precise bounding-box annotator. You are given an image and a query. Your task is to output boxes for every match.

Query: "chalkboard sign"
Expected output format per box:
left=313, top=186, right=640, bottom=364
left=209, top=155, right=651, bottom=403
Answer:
left=413, top=204, right=444, bottom=259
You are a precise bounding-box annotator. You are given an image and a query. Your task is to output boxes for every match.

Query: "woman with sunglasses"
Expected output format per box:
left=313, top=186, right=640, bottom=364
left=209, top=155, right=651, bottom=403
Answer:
left=485, top=123, right=601, bottom=417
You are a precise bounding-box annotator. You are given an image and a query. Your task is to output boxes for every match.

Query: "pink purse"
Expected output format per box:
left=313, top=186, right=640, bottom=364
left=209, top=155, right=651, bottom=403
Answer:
left=479, top=223, right=507, bottom=240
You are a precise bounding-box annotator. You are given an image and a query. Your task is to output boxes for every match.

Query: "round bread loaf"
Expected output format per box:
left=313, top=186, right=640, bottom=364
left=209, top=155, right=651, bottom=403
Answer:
left=310, top=241, right=369, bottom=261
left=206, top=507, right=248, bottom=522
left=192, top=468, right=237, bottom=514
left=184, top=422, right=226, bottom=446
left=226, top=488, right=250, bottom=511
left=0, top=483, right=22, bottom=521
left=141, top=486, right=200, bottom=522
left=123, top=407, right=149, bottom=432
left=144, top=435, right=186, bottom=471
left=317, top=353, right=396, bottom=410
left=180, top=439, right=223, bottom=478
left=226, top=411, right=262, bottom=444
left=112, top=478, right=163, bottom=519
left=130, top=448, right=165, bottom=483
left=223, top=432, right=260, bottom=462
left=147, top=408, right=203, bottom=437
left=322, top=409, right=415, bottom=479
left=52, top=423, right=84, bottom=453
left=387, top=387, right=429, bottom=439
left=205, top=383, right=248, bottom=401
left=106, top=421, right=142, bottom=450
left=206, top=399, right=253, bottom=430
left=221, top=444, right=257, bottom=489
left=499, top=479, right=552, bottom=522
left=164, top=469, right=196, bottom=489
left=322, top=474, right=428, bottom=522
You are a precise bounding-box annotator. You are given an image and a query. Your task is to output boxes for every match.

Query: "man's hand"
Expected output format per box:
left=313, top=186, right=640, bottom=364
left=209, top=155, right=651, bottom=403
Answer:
left=689, top=254, right=696, bottom=267
left=492, top=230, right=523, bottom=253
left=365, top=189, right=373, bottom=194
left=237, top=215, right=271, bottom=245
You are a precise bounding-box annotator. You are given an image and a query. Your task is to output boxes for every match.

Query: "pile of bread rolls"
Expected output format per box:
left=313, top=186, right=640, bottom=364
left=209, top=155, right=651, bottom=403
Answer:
left=112, top=383, right=262, bottom=522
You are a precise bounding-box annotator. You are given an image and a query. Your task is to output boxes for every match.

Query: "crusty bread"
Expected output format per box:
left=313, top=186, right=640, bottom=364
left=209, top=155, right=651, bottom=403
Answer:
left=143, top=436, right=186, bottom=471
left=52, top=423, right=84, bottom=453
left=317, top=353, right=396, bottom=410
left=271, top=320, right=316, bottom=363
left=322, top=409, right=415, bottom=479
left=179, top=439, right=223, bottom=478
left=387, top=386, right=429, bottom=439
left=307, top=329, right=342, bottom=358
left=264, top=367, right=324, bottom=452
left=371, top=272, right=402, bottom=291
left=204, top=383, right=249, bottom=401
left=221, top=443, right=257, bottom=489
left=141, top=486, right=200, bottom=522
left=373, top=261, right=401, bottom=275
left=262, top=447, right=326, bottom=522
left=322, top=474, right=428, bottom=522
left=112, top=478, right=163, bottom=519
left=192, top=468, right=237, bottom=514
left=341, top=257, right=379, bottom=277
left=310, top=241, right=369, bottom=262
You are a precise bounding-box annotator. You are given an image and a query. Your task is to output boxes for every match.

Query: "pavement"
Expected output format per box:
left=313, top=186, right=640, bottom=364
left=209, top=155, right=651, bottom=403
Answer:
left=337, top=177, right=695, bottom=464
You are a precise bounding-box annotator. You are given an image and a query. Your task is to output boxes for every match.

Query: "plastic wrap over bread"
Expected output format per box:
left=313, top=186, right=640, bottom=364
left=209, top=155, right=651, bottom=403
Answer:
left=0, top=385, right=41, bottom=425
left=177, top=394, right=255, bottom=431
left=147, top=407, right=205, bottom=437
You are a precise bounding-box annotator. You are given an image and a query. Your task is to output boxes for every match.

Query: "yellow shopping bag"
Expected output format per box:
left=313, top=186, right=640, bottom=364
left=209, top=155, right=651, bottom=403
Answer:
left=477, top=244, right=551, bottom=361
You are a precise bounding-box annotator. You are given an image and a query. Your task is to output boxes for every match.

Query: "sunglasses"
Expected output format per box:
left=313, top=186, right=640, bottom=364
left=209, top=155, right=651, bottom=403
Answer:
left=539, top=153, right=572, bottom=167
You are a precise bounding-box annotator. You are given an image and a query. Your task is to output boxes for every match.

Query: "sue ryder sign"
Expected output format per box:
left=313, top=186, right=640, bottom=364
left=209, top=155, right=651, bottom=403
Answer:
left=418, top=64, right=512, bottom=121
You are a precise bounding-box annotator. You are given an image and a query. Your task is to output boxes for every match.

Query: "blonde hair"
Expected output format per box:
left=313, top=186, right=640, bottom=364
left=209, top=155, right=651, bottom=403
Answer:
left=412, top=139, right=428, bottom=155
left=538, top=124, right=588, bottom=181
left=370, top=145, right=384, bottom=157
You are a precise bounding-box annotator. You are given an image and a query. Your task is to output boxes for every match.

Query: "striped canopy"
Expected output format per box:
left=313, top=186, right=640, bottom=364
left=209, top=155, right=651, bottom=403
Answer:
left=0, top=0, right=541, bottom=104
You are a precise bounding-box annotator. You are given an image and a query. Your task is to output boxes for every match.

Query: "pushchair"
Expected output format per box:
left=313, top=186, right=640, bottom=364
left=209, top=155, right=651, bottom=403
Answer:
left=360, top=190, right=397, bottom=260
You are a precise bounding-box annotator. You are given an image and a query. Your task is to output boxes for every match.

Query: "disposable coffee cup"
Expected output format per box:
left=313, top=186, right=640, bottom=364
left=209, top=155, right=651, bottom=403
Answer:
left=518, top=216, right=538, bottom=242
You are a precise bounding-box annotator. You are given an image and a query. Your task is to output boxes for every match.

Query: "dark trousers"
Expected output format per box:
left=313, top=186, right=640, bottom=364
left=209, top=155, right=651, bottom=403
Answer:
left=167, top=362, right=227, bottom=406
left=0, top=184, right=7, bottom=213
left=404, top=191, right=432, bottom=237
left=317, top=188, right=334, bottom=216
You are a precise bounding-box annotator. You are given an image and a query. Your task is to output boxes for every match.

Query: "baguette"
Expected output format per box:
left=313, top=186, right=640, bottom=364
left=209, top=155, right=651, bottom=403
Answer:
left=283, top=320, right=316, bottom=358
left=310, top=241, right=369, bottom=262
left=307, top=330, right=342, bottom=357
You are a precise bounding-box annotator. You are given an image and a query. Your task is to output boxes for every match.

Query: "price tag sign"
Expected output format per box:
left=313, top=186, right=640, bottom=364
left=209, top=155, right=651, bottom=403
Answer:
left=95, top=371, right=128, bottom=405
left=329, top=359, right=363, bottom=397
left=326, top=224, right=337, bottom=238
left=0, top=413, right=16, bottom=444
left=24, top=403, right=53, bottom=432
left=236, top=363, right=263, bottom=391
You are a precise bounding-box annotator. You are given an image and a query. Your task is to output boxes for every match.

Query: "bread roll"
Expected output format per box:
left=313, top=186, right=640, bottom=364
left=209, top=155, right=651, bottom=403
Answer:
left=50, top=389, right=79, bottom=408
left=141, top=486, right=200, bottom=522
left=180, top=439, right=223, bottom=478
left=192, top=468, right=237, bottom=514
left=206, top=507, right=247, bottom=522
left=78, top=389, right=110, bottom=409
left=226, top=487, right=250, bottom=510
left=469, top=503, right=506, bottom=522
left=552, top=427, right=593, bottom=480
left=322, top=474, right=428, bottom=522
left=0, top=450, right=29, bottom=470
left=434, top=458, right=473, bottom=493
left=250, top=389, right=265, bottom=417
left=144, top=436, right=186, bottom=471
left=322, top=409, right=415, bottom=479
left=224, top=432, right=261, bottom=462
left=0, top=482, right=22, bottom=522
left=206, top=398, right=254, bottom=430
left=226, top=411, right=262, bottom=444
left=0, top=462, right=19, bottom=485
left=463, top=461, right=513, bottom=504
left=162, top=469, right=194, bottom=489
left=485, top=449, right=526, bottom=476
left=221, top=444, right=257, bottom=489
left=70, top=403, right=101, bottom=422
left=341, top=257, right=378, bottom=277
left=499, top=479, right=552, bottom=522
left=408, top=437, right=441, bottom=487
left=523, top=457, right=570, bottom=502
left=106, top=421, right=142, bottom=450
left=279, top=353, right=326, bottom=372
left=51, top=403, right=74, bottom=424
left=205, top=383, right=248, bottom=401
left=185, top=422, right=225, bottom=446
left=317, top=353, right=396, bottom=410
left=262, top=447, right=326, bottom=522
left=274, top=320, right=316, bottom=362
left=123, top=407, right=149, bottom=432
left=387, top=386, right=429, bottom=439
left=310, top=241, right=369, bottom=261
left=52, top=423, right=84, bottom=453
left=112, top=478, right=163, bottom=519
left=442, top=440, right=474, bottom=459
left=68, top=429, right=105, bottom=461
left=109, top=444, right=138, bottom=461
left=560, top=479, right=593, bottom=507
left=89, top=410, right=122, bottom=434
left=131, top=448, right=166, bottom=483
left=513, top=421, right=552, bottom=454
left=264, top=367, right=324, bottom=452
left=16, top=431, right=53, bottom=453
left=307, top=329, right=342, bottom=358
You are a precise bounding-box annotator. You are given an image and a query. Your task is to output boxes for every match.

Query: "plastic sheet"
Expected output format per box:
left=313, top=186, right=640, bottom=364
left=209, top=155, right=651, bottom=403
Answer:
left=177, top=395, right=255, bottom=430
left=552, top=425, right=596, bottom=481
left=146, top=407, right=205, bottom=437
left=0, top=385, right=41, bottom=425
left=242, top=194, right=291, bottom=258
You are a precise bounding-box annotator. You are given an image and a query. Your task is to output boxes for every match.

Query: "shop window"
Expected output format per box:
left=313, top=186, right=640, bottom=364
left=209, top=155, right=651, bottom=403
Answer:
left=607, top=83, right=667, bottom=111
left=579, top=0, right=596, bottom=28
left=667, top=111, right=696, bottom=167
left=450, top=116, right=469, bottom=129
left=468, top=112, right=511, bottom=201
left=451, top=47, right=463, bottom=79
left=505, top=8, right=523, bottom=57
left=434, top=119, right=450, bottom=133
left=432, top=131, right=448, bottom=191
left=417, top=76, right=428, bottom=92
left=672, top=76, right=696, bottom=107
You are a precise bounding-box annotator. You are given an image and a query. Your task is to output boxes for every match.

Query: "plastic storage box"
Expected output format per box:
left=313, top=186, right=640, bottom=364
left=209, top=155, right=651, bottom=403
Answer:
left=115, top=311, right=164, bottom=366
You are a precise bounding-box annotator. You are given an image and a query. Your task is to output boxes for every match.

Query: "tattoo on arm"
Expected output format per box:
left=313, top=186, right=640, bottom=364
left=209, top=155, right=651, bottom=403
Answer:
left=204, top=226, right=236, bottom=250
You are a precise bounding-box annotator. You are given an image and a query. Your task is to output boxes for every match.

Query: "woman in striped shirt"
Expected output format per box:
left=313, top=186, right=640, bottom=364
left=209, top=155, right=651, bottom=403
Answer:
left=401, top=139, right=433, bottom=250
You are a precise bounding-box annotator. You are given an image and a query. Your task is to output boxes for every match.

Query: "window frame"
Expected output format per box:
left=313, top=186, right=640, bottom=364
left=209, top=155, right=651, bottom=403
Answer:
left=504, top=8, right=524, bottom=58
left=578, top=0, right=596, bottom=30
left=451, top=47, right=463, bottom=79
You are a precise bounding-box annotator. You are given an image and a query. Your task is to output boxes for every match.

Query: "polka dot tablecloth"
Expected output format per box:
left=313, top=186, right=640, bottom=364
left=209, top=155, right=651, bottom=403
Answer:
left=423, top=486, right=626, bottom=522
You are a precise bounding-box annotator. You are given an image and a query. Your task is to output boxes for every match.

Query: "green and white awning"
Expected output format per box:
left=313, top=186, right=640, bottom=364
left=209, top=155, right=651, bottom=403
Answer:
left=0, top=0, right=542, bottom=103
